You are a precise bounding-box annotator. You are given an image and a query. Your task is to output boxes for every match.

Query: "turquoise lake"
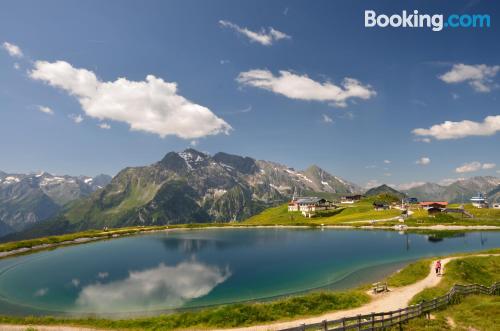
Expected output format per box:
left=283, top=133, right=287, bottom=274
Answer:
left=0, top=228, right=499, bottom=316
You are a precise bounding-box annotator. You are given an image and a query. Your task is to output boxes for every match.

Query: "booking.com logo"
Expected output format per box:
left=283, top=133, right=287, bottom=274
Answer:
left=365, top=10, right=491, bottom=31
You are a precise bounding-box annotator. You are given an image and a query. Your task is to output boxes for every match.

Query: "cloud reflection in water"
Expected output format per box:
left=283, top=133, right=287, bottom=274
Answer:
left=75, top=261, right=231, bottom=312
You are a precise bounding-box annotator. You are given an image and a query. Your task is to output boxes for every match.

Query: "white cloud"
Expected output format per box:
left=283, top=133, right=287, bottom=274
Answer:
left=13, top=62, right=20, bottom=70
left=34, top=288, right=48, bottom=297
left=2, top=42, right=23, bottom=58
left=416, top=157, right=431, bottom=165
left=439, top=64, right=500, bottom=92
left=69, top=114, right=84, bottom=124
left=383, top=160, right=391, bottom=164
left=71, top=278, right=80, bottom=287
left=219, top=20, right=290, bottom=46
left=452, top=92, right=460, bottom=100
left=384, top=173, right=392, bottom=177
left=455, top=161, right=482, bottom=173
left=220, top=59, right=230, bottom=65
left=393, top=181, right=426, bottom=191
left=365, top=179, right=381, bottom=189
left=413, top=115, right=500, bottom=140
left=98, top=123, right=111, bottom=130
left=76, top=261, right=230, bottom=312
left=482, top=163, right=496, bottom=170
left=322, top=114, right=333, bottom=123
left=190, top=140, right=198, bottom=146
left=439, top=178, right=464, bottom=186
left=37, top=105, right=54, bottom=115
left=97, top=271, right=109, bottom=279
left=414, top=137, right=431, bottom=143
left=30, top=60, right=231, bottom=139
left=237, top=69, right=376, bottom=107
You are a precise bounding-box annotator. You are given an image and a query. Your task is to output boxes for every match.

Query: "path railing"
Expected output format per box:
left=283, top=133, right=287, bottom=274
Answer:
left=279, top=282, right=500, bottom=331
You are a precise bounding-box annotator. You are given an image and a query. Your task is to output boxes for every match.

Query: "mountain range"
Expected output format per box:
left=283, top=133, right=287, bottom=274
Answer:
left=0, top=172, right=111, bottom=236
left=401, top=177, right=500, bottom=203
left=5, top=149, right=360, bottom=239
left=2, top=149, right=500, bottom=240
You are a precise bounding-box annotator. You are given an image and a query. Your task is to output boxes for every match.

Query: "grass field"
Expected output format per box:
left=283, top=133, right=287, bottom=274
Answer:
left=410, top=255, right=500, bottom=304
left=396, top=295, right=500, bottom=330
left=0, top=290, right=369, bottom=330
left=245, top=198, right=401, bottom=226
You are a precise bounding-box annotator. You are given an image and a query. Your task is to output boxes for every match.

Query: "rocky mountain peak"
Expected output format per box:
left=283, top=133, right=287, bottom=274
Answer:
left=213, top=152, right=258, bottom=174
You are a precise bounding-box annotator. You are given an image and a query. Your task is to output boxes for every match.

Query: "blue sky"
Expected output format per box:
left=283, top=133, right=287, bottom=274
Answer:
left=1, top=0, right=499, bottom=189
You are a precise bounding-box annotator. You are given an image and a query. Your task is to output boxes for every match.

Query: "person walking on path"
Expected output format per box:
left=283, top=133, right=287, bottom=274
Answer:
left=435, top=260, right=442, bottom=276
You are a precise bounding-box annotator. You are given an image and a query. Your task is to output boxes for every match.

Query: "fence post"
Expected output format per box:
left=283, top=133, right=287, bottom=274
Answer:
left=322, top=319, right=327, bottom=331
left=371, top=312, right=375, bottom=329
left=341, top=317, right=346, bottom=331
left=357, top=314, right=362, bottom=331
left=301, top=323, right=306, bottom=331
left=381, top=312, right=385, bottom=328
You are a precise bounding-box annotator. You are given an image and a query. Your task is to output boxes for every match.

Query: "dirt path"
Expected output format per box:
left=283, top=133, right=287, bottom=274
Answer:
left=0, top=254, right=497, bottom=331
left=211, top=253, right=498, bottom=331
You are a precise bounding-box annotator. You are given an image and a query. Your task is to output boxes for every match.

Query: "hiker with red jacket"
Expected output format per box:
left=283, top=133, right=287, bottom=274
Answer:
left=435, top=260, right=442, bottom=276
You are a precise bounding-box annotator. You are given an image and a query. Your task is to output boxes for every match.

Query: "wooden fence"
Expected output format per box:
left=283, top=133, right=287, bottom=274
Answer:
left=279, top=282, right=500, bottom=331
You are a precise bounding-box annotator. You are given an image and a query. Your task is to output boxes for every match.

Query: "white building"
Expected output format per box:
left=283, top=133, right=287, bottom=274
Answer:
left=288, top=197, right=332, bottom=213
left=340, top=195, right=362, bottom=204
left=470, top=193, right=488, bottom=208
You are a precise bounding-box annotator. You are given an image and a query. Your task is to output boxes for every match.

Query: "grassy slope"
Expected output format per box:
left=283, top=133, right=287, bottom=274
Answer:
left=410, top=255, right=500, bottom=304
left=0, top=290, right=369, bottom=330
left=398, top=295, right=499, bottom=331
left=245, top=198, right=401, bottom=226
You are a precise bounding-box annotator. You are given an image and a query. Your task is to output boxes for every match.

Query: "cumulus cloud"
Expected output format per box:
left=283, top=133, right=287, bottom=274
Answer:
left=414, top=137, right=431, bottom=143
left=439, top=64, right=500, bottom=92
left=439, top=178, right=464, bottom=186
left=2, top=42, right=23, bottom=58
left=455, top=161, right=482, bottom=173
left=34, top=288, right=48, bottom=297
left=237, top=70, right=376, bottom=107
left=98, top=123, right=111, bottom=130
left=219, top=20, right=290, bottom=46
left=97, top=271, right=109, bottom=279
left=413, top=115, right=500, bottom=140
left=322, top=114, right=333, bottom=123
left=482, top=163, right=496, bottom=169
left=456, top=161, right=496, bottom=173
left=416, top=157, right=431, bottom=165
left=76, top=261, right=230, bottom=312
left=69, top=114, right=84, bottom=124
left=29, top=60, right=231, bottom=139
left=365, top=179, right=381, bottom=189
left=392, top=181, right=426, bottom=191
left=37, top=105, right=54, bottom=115
left=383, top=160, right=391, bottom=164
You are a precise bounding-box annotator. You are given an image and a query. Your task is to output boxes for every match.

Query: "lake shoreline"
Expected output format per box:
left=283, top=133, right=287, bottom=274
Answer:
left=1, top=223, right=499, bottom=260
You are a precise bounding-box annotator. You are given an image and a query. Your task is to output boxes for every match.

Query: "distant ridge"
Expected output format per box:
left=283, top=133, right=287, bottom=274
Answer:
left=7, top=149, right=360, bottom=239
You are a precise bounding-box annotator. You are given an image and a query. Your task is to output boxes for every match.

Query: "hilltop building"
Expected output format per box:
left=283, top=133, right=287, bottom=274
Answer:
left=340, top=195, right=362, bottom=204
left=404, top=197, right=418, bottom=204
left=288, top=197, right=333, bottom=212
left=419, top=201, right=448, bottom=210
left=470, top=193, right=488, bottom=208
left=373, top=201, right=389, bottom=211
